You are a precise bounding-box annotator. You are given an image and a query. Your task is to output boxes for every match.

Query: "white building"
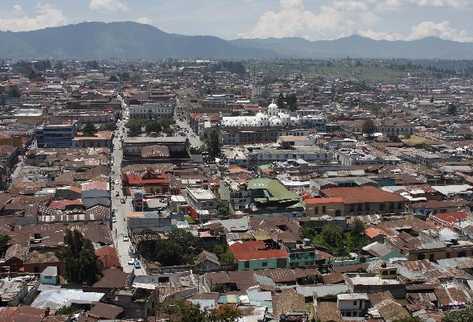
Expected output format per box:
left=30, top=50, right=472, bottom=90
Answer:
left=129, top=102, right=175, bottom=120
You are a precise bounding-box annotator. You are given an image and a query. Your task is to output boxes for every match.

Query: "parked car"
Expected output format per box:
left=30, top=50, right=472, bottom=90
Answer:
left=134, top=260, right=141, bottom=269
left=127, top=258, right=135, bottom=265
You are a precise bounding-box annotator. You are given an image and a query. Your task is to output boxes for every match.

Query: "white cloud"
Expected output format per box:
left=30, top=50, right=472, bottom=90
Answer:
left=0, top=3, right=65, bottom=31
left=136, top=17, right=153, bottom=25
left=240, top=0, right=378, bottom=40
left=89, top=0, right=128, bottom=12
left=242, top=0, right=473, bottom=42
left=361, top=21, right=473, bottom=42
left=408, top=21, right=473, bottom=41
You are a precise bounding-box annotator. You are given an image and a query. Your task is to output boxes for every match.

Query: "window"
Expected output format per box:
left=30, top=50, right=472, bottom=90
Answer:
left=244, top=261, right=250, bottom=269
left=261, top=262, right=267, bottom=267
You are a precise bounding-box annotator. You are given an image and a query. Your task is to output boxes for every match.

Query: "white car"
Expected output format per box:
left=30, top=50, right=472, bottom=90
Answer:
left=127, top=258, right=135, bottom=265
left=123, top=236, right=129, bottom=242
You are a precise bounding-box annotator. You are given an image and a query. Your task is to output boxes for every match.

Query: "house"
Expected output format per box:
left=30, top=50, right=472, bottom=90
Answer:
left=40, top=266, right=58, bottom=285
left=321, top=186, right=407, bottom=216
left=124, top=169, right=170, bottom=194
left=229, top=240, right=289, bottom=271
left=304, top=197, right=345, bottom=217
left=337, top=293, right=369, bottom=319
left=195, top=250, right=221, bottom=272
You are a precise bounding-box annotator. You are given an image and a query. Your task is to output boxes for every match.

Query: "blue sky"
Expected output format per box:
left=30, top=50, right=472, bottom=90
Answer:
left=0, top=0, right=472, bottom=41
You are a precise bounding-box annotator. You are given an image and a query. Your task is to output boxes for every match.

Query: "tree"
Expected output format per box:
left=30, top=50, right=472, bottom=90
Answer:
left=0, top=235, right=10, bottom=256
left=362, top=119, right=376, bottom=137
left=320, top=224, right=344, bottom=249
left=61, top=230, right=100, bottom=285
left=443, top=305, right=473, bottom=322
left=448, top=102, right=458, bottom=115
left=206, top=129, right=222, bottom=161
left=286, top=93, right=298, bottom=111
left=393, top=317, right=421, bottom=322
left=216, top=200, right=230, bottom=218
left=210, top=305, right=241, bottom=322
left=82, top=123, right=97, bottom=136
left=7, top=86, right=21, bottom=98
left=145, top=121, right=162, bottom=134
left=159, top=300, right=208, bottom=322
left=127, top=119, right=143, bottom=136
left=276, top=93, right=286, bottom=110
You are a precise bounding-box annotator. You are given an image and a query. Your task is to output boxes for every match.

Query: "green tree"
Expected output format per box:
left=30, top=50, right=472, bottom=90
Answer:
left=61, top=230, right=100, bottom=285
left=210, top=305, right=241, bottom=322
left=443, top=305, right=473, bottom=322
left=286, top=93, right=298, bottom=111
left=206, top=129, right=222, bottom=161
left=216, top=200, right=230, bottom=218
left=127, top=119, right=143, bottom=136
left=145, top=121, right=162, bottom=134
left=276, top=93, right=286, bottom=110
left=82, top=123, right=97, bottom=136
left=0, top=235, right=10, bottom=256
left=56, top=306, right=80, bottom=316
left=362, top=119, right=376, bottom=137
left=160, top=300, right=208, bottom=322
left=7, top=86, right=21, bottom=98
left=448, top=103, right=458, bottom=115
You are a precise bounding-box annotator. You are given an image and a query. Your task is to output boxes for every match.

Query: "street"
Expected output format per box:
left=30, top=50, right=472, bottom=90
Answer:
left=111, top=94, right=146, bottom=275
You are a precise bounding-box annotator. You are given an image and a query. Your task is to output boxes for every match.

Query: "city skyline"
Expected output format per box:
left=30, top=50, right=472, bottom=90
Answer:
left=0, top=0, right=473, bottom=42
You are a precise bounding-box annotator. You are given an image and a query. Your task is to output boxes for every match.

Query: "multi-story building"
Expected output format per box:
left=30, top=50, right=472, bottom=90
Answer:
left=129, top=101, right=175, bottom=121
left=229, top=240, right=289, bottom=271
left=36, top=123, right=77, bottom=148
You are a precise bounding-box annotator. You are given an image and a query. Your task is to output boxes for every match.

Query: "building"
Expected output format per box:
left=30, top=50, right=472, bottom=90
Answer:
left=129, top=101, right=175, bottom=121
left=127, top=211, right=172, bottom=233
left=36, top=123, right=77, bottom=148
left=247, top=178, right=304, bottom=216
left=186, top=188, right=217, bottom=212
left=337, top=293, right=369, bottom=320
left=40, top=266, right=58, bottom=285
left=73, top=131, right=112, bottom=148
left=229, top=240, right=289, bottom=271
left=123, top=137, right=189, bottom=161
left=320, top=186, right=407, bottom=216
left=219, top=179, right=252, bottom=212
left=248, top=147, right=333, bottom=166
left=304, top=197, right=345, bottom=217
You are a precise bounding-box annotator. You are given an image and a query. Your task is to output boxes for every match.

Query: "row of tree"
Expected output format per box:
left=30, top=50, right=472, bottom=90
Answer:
left=157, top=300, right=240, bottom=322
left=304, top=220, right=367, bottom=256
left=137, top=229, right=233, bottom=267
left=127, top=119, right=174, bottom=136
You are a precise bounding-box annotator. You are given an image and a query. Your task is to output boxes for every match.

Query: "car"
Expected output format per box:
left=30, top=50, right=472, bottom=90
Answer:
left=123, top=236, right=129, bottom=242
left=115, top=192, right=120, bottom=197
left=134, top=260, right=141, bottom=269
left=120, top=198, right=125, bottom=204
left=112, top=218, right=117, bottom=223
left=127, top=258, right=135, bottom=265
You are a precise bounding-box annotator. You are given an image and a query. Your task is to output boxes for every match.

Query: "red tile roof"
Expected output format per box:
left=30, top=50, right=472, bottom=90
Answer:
left=49, top=199, right=83, bottom=210
left=305, top=197, right=344, bottom=206
left=432, top=211, right=468, bottom=225
left=322, top=186, right=405, bottom=204
left=229, top=240, right=288, bottom=261
left=124, top=173, right=170, bottom=186
left=96, top=245, right=121, bottom=269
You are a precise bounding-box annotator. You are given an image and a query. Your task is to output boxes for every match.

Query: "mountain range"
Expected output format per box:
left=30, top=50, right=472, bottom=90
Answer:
left=1, top=21, right=473, bottom=60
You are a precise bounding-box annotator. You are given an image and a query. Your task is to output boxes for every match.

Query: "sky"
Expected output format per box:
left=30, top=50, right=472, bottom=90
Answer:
left=0, top=0, right=473, bottom=42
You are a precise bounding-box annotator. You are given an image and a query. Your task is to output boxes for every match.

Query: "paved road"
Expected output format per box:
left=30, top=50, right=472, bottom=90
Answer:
left=111, top=95, right=146, bottom=276
left=175, top=95, right=203, bottom=149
